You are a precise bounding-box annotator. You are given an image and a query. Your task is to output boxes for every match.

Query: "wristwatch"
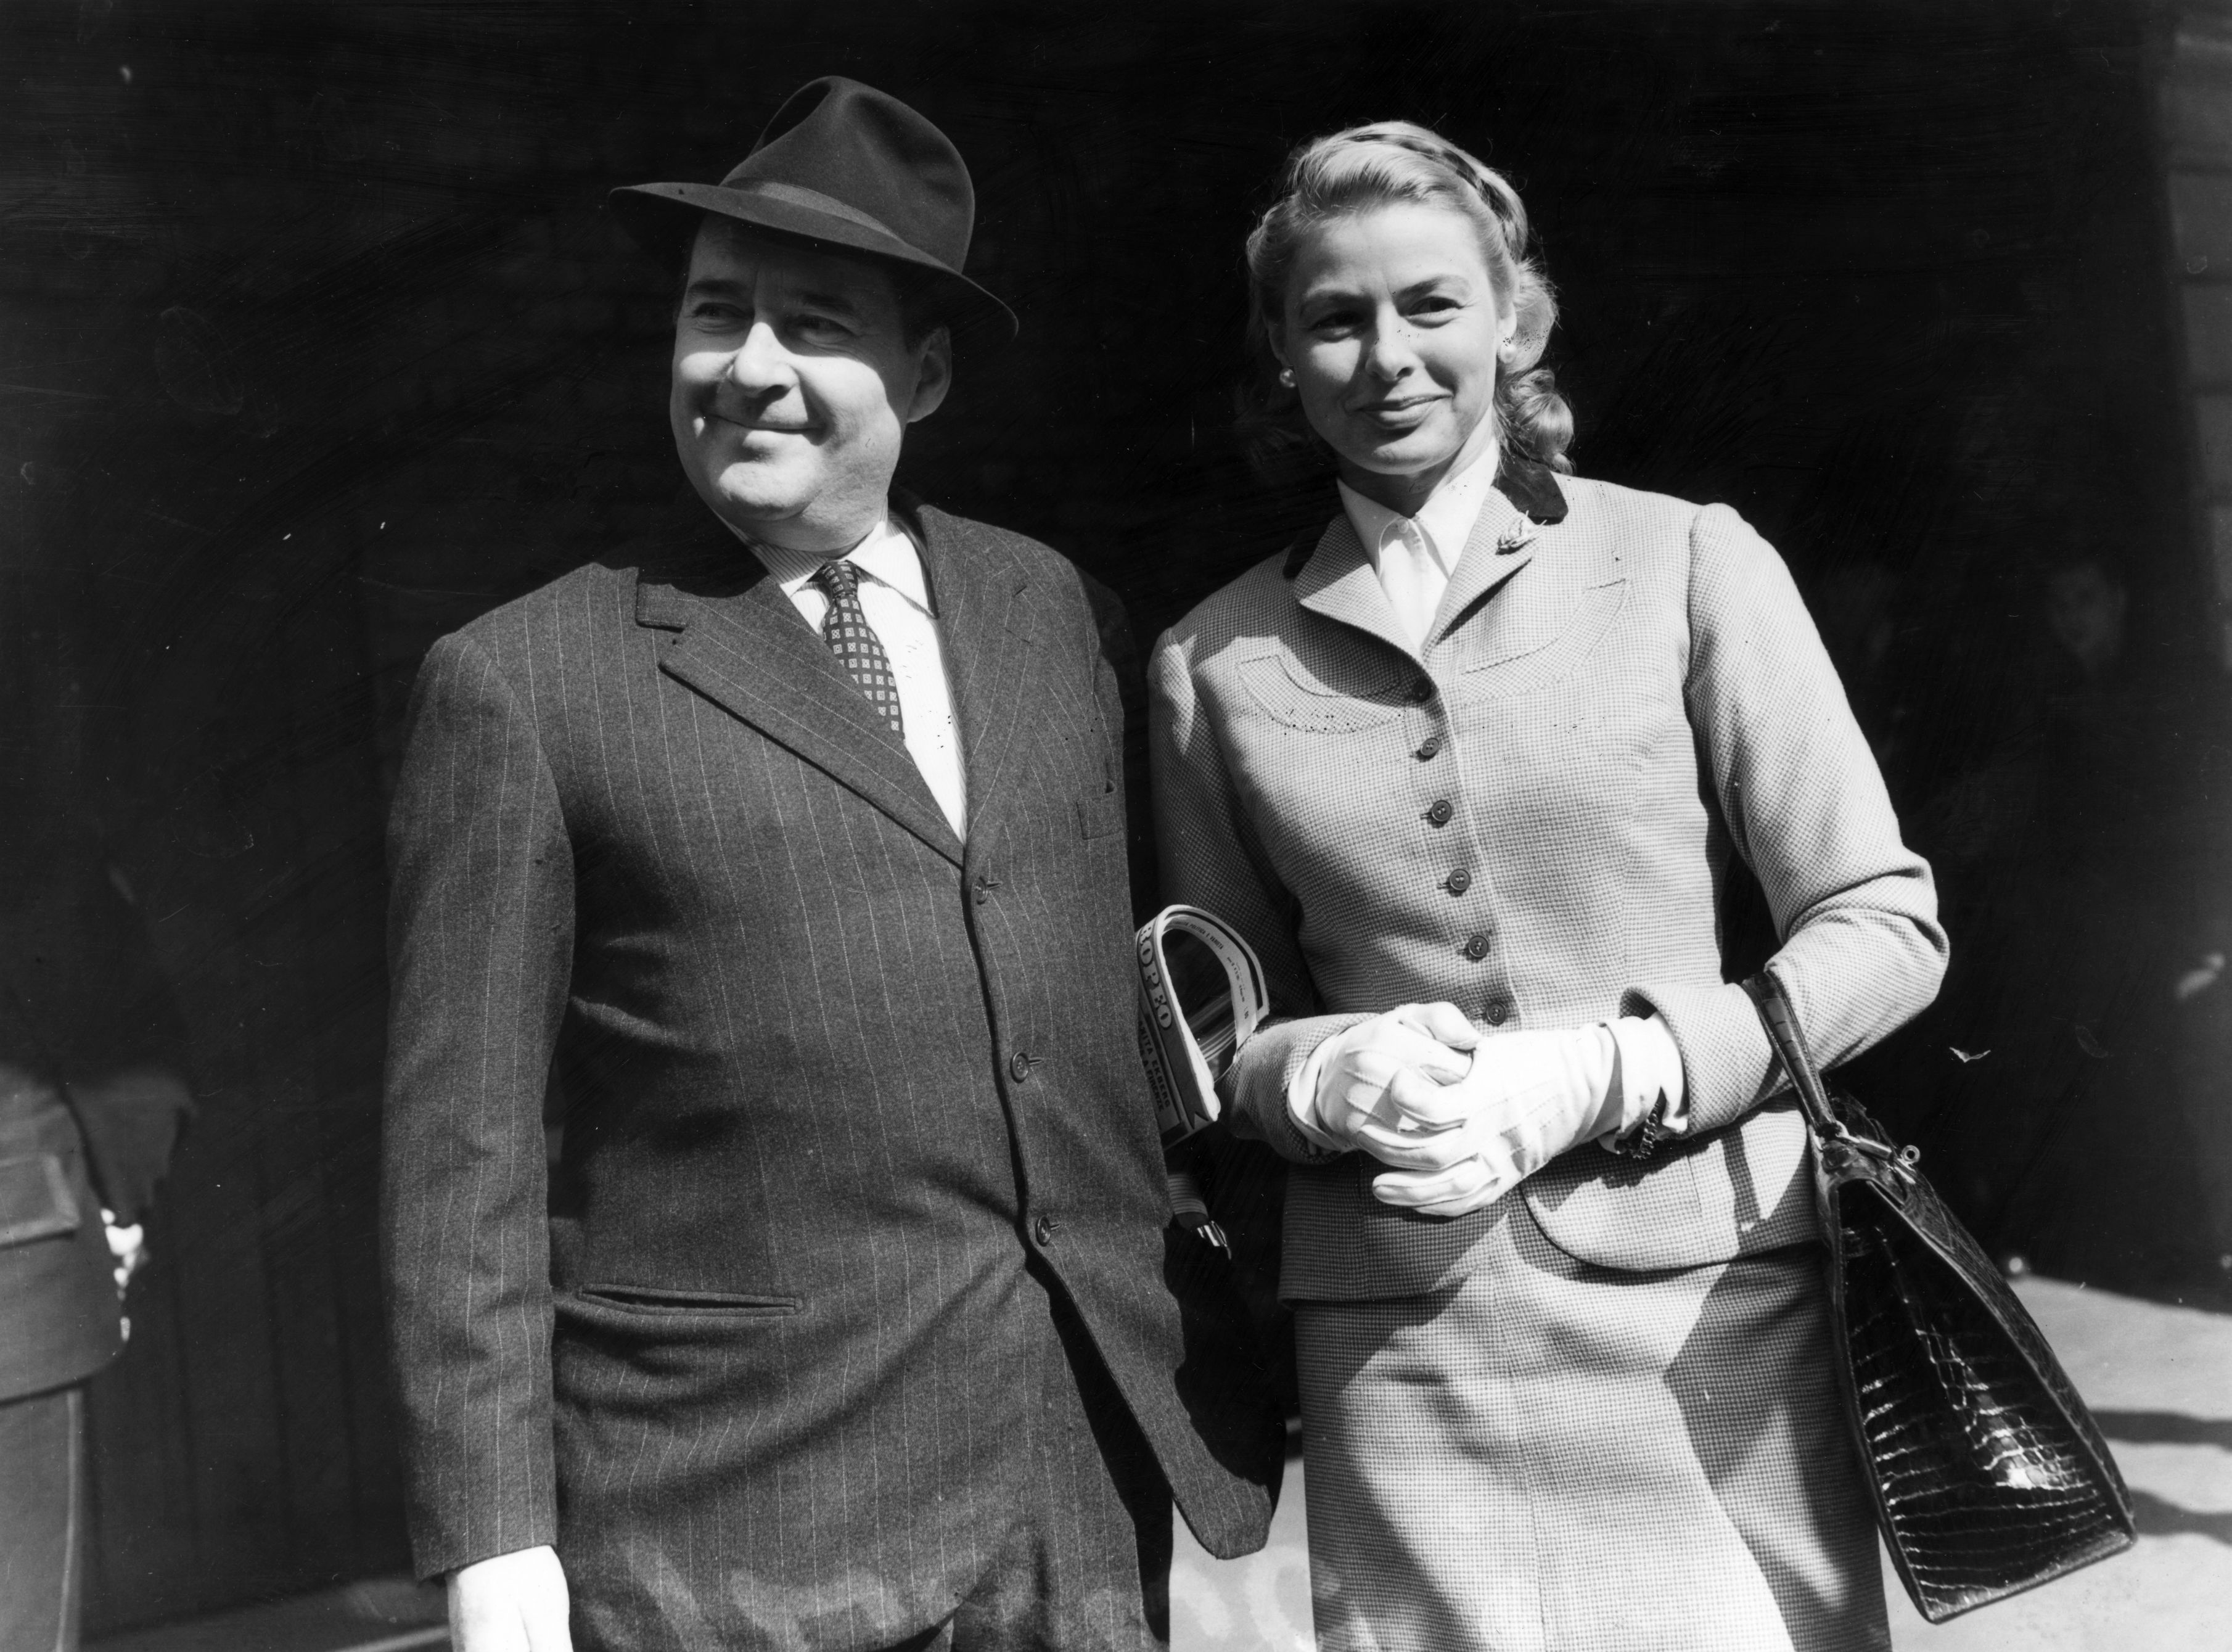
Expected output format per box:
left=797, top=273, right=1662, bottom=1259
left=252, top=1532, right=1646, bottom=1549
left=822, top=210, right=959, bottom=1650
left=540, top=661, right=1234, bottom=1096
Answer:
left=1603, top=1088, right=1675, bottom=1161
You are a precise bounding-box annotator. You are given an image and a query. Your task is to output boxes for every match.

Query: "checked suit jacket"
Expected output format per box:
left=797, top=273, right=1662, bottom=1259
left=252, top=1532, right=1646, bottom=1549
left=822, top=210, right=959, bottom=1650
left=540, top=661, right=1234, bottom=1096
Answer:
left=380, top=498, right=1279, bottom=1644
left=1151, top=461, right=1949, bottom=1298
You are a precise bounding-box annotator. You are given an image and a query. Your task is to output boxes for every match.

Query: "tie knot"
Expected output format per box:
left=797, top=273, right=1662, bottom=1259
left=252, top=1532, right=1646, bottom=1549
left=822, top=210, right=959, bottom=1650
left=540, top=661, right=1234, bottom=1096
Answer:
left=810, top=558, right=861, bottom=602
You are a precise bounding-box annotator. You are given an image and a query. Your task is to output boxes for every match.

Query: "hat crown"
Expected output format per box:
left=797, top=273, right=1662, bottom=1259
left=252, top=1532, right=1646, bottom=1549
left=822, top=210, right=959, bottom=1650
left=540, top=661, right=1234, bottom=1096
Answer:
left=720, top=77, right=974, bottom=273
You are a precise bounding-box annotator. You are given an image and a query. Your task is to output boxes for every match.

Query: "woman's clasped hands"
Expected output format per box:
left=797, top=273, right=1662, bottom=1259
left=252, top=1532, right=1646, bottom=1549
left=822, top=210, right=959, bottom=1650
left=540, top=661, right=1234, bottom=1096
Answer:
left=1292, top=1003, right=1639, bottom=1218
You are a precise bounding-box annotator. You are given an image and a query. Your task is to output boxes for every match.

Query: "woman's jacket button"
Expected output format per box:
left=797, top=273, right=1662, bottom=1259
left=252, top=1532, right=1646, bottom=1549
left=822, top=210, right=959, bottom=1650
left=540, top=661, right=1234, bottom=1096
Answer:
left=1461, top=932, right=1491, bottom=961
left=1415, top=735, right=1442, bottom=761
left=1405, top=677, right=1436, bottom=704
left=1482, top=998, right=1511, bottom=1025
left=1424, top=799, right=1454, bottom=828
left=1445, top=868, right=1472, bottom=895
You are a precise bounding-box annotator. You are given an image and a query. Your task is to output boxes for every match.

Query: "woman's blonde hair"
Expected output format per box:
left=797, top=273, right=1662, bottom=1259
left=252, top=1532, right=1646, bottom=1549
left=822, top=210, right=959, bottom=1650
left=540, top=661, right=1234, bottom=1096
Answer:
left=1242, top=120, right=1573, bottom=473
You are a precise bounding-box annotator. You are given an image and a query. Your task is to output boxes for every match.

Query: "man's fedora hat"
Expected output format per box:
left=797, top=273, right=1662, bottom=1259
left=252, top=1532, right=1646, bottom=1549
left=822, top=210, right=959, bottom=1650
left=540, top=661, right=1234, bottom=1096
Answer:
left=610, top=76, right=1015, bottom=342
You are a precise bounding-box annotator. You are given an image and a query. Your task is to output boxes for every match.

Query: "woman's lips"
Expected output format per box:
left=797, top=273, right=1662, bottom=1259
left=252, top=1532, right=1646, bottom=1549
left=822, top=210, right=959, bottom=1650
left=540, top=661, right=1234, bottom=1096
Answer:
left=1352, top=397, right=1440, bottom=430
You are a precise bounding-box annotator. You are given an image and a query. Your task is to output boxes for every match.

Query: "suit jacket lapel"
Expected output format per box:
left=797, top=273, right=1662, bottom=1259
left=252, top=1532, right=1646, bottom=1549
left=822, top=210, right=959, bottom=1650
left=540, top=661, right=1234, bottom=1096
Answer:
left=1423, top=458, right=1570, bottom=650
left=1292, top=514, right=1421, bottom=663
left=911, top=504, right=1034, bottom=845
left=642, top=527, right=965, bottom=867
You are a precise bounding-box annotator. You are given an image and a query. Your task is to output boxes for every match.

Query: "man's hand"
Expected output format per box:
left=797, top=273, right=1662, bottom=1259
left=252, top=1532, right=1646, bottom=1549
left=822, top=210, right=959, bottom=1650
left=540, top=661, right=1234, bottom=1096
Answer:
left=1293, top=1001, right=1478, bottom=1153
left=450, top=1545, right=573, bottom=1652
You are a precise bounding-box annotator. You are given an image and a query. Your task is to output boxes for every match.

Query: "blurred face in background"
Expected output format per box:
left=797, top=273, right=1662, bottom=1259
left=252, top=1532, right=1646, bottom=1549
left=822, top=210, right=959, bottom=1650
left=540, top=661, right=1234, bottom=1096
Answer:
left=2047, top=560, right=2128, bottom=680
left=1275, top=201, right=1512, bottom=514
left=670, top=221, right=950, bottom=554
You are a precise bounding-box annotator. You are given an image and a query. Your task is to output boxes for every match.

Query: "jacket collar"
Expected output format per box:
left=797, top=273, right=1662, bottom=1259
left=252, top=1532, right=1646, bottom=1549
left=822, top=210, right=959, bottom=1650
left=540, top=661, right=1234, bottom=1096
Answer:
left=634, top=495, right=1040, bottom=864
left=900, top=496, right=1039, bottom=850
left=1290, top=458, right=1569, bottom=657
left=636, top=503, right=965, bottom=865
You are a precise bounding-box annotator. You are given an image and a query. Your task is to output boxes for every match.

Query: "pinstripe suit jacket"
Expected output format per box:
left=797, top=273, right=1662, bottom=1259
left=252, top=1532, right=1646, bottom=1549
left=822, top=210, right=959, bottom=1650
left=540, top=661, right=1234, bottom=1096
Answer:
left=380, top=499, right=1278, bottom=1643
left=1151, top=462, right=1948, bottom=1299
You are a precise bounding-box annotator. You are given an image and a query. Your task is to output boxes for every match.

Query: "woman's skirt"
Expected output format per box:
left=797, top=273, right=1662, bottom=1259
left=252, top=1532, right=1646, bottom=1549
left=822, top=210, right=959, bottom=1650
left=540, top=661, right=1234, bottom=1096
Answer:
left=1294, top=1199, right=1889, bottom=1652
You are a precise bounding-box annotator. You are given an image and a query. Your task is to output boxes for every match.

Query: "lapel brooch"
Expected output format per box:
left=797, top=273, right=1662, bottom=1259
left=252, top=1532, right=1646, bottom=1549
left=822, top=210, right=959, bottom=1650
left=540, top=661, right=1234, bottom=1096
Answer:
left=1496, top=520, right=1538, bottom=556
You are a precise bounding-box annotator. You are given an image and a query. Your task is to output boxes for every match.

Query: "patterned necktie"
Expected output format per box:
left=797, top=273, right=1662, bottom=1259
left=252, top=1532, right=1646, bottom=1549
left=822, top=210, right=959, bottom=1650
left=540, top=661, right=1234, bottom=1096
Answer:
left=810, top=558, right=905, bottom=739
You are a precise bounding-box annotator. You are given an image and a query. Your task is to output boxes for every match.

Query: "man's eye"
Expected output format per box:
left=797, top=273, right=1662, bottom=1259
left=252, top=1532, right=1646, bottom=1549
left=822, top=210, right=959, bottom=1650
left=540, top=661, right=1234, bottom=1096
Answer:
left=690, top=302, right=745, bottom=324
left=795, top=314, right=851, bottom=339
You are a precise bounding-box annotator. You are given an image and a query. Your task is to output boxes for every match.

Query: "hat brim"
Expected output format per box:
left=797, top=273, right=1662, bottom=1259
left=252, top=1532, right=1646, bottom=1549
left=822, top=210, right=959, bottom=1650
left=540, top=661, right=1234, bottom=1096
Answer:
left=609, top=181, right=1017, bottom=345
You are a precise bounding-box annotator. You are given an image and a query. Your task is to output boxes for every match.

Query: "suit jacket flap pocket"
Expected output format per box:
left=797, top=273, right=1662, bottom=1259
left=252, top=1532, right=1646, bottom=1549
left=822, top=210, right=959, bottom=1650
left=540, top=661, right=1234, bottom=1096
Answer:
left=0, top=1153, right=82, bottom=1249
left=1523, top=1104, right=1813, bottom=1272
left=561, top=1283, right=802, bottom=1323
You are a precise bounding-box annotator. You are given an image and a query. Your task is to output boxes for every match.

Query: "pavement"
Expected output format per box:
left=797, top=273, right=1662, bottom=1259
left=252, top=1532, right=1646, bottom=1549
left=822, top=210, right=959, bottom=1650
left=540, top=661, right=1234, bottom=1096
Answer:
left=86, top=1277, right=2231, bottom=1652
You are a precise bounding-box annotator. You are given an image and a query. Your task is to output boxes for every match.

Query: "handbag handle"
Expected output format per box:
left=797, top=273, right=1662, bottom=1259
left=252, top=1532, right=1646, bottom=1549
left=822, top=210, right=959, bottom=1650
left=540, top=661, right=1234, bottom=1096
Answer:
left=1740, top=971, right=1840, bottom=1140
left=1742, top=971, right=1915, bottom=1168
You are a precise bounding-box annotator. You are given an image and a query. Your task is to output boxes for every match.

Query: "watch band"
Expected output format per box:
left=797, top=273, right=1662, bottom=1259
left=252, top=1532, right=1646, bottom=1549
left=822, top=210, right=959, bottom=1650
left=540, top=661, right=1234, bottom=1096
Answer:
left=1603, top=1088, right=1675, bottom=1161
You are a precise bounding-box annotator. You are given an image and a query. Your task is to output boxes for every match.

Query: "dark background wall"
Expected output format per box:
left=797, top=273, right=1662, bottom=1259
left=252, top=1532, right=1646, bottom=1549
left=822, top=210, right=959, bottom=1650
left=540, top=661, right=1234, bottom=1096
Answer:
left=3, top=0, right=2226, bottom=1630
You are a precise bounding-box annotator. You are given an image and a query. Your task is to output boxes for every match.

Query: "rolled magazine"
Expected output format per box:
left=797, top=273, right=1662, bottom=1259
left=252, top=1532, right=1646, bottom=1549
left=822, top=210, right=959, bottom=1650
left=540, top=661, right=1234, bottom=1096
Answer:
left=1135, top=905, right=1269, bottom=1246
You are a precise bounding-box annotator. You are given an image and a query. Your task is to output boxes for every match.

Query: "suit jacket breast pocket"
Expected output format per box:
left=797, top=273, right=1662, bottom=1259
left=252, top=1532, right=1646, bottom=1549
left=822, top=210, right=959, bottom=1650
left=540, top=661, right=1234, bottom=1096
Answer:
left=1460, top=579, right=1629, bottom=703
left=1236, top=644, right=1411, bottom=736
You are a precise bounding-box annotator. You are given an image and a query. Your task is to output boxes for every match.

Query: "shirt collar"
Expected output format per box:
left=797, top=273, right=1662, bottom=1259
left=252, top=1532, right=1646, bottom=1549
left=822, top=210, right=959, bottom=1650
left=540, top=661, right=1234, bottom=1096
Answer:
left=1336, top=441, right=1503, bottom=577
left=729, top=514, right=933, bottom=613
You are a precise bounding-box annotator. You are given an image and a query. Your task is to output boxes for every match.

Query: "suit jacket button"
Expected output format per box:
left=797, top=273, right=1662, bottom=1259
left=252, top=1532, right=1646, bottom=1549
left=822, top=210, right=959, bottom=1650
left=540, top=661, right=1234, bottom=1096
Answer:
left=1009, top=1050, right=1033, bottom=1081
left=1406, top=678, right=1436, bottom=704
left=1415, top=735, right=1442, bottom=760
left=1482, top=998, right=1510, bottom=1025
left=1446, top=868, right=1472, bottom=895
left=1424, top=799, right=1454, bottom=828
left=1032, top=1214, right=1057, bottom=1246
left=1462, top=932, right=1491, bottom=961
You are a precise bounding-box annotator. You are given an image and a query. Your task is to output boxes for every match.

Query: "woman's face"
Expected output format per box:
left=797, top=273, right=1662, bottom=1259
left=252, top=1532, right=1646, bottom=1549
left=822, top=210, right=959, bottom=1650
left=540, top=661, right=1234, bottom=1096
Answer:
left=1278, top=202, right=1512, bottom=505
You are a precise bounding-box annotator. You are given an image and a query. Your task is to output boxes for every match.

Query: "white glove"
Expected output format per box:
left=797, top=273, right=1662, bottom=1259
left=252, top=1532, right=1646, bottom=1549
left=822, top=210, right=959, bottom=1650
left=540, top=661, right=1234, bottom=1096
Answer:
left=1369, top=1016, right=1688, bottom=1218
left=1290, top=1002, right=1479, bottom=1154
left=450, top=1545, right=573, bottom=1652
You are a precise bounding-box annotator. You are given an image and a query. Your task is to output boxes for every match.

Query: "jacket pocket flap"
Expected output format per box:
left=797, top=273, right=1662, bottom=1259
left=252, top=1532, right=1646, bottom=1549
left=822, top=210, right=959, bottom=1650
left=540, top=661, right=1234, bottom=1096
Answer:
left=1524, top=1105, right=1814, bottom=1272
left=0, top=1153, right=82, bottom=1249
left=561, top=1284, right=802, bottom=1320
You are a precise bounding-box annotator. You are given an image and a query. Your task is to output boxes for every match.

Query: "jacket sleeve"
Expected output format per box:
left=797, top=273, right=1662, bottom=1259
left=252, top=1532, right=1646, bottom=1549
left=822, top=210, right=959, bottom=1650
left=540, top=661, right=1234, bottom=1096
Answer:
left=1149, top=629, right=1365, bottom=1163
left=380, top=629, right=575, bottom=1579
left=1627, top=504, right=1948, bottom=1132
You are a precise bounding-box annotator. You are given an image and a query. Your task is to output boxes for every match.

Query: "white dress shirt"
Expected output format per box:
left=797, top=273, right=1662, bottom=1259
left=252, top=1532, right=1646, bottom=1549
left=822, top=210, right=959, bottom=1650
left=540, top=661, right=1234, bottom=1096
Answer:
left=736, top=515, right=969, bottom=839
left=1337, top=442, right=1506, bottom=654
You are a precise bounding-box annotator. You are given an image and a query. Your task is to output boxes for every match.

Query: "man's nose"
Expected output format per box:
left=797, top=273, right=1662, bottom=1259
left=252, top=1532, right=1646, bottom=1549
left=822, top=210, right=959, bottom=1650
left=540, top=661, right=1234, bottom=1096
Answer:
left=723, top=319, right=794, bottom=392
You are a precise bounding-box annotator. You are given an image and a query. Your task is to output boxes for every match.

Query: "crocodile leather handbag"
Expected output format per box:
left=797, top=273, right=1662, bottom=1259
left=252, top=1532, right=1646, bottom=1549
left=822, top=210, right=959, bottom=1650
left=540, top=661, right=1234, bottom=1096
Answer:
left=1742, top=972, right=2134, bottom=1623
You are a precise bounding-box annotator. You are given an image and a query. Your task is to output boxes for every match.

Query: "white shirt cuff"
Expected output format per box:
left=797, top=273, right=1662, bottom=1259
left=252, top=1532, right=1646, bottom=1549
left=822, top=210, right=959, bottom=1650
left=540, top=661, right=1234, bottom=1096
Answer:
left=1598, top=1013, right=1690, bottom=1144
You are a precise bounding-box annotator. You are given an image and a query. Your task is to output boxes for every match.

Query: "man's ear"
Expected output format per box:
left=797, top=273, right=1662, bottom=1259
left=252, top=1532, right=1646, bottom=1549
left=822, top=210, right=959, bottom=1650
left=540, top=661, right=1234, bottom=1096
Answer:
left=906, top=327, right=953, bottom=424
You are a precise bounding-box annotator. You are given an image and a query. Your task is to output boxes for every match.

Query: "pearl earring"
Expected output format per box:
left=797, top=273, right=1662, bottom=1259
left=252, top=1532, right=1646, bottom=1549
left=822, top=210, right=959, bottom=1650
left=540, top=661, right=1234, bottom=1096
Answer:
left=1278, top=367, right=1296, bottom=387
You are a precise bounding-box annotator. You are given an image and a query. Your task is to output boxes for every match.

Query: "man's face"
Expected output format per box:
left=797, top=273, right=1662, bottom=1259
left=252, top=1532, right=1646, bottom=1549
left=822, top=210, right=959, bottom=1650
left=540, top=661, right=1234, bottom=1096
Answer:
left=670, top=221, right=950, bottom=553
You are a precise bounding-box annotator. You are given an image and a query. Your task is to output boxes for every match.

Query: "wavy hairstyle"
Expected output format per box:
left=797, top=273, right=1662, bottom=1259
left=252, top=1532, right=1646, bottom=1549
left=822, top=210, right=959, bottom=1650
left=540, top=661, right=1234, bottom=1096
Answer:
left=1242, top=120, right=1573, bottom=474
